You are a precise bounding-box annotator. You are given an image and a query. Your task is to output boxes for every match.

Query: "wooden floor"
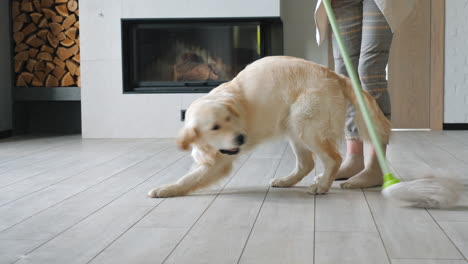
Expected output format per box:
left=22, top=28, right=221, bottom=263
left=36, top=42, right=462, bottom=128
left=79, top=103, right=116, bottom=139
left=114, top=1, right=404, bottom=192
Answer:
left=0, top=131, right=467, bottom=264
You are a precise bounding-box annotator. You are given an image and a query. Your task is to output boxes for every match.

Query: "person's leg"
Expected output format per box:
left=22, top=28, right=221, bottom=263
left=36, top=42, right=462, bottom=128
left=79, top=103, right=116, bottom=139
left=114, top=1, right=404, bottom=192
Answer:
left=341, top=0, right=393, bottom=189
left=331, top=0, right=365, bottom=180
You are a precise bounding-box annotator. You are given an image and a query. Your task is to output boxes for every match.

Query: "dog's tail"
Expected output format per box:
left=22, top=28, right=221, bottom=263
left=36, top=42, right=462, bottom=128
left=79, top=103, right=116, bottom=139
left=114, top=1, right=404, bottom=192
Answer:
left=339, top=77, right=391, bottom=144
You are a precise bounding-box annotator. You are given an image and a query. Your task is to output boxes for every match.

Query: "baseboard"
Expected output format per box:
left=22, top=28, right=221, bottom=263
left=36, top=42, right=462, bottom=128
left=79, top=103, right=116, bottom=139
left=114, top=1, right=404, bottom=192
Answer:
left=443, top=123, right=468, bottom=130
left=0, top=129, right=12, bottom=139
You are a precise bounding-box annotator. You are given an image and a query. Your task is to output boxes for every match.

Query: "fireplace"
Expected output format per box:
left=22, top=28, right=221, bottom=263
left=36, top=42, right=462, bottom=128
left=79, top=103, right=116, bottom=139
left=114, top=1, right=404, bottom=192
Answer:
left=121, top=17, right=283, bottom=93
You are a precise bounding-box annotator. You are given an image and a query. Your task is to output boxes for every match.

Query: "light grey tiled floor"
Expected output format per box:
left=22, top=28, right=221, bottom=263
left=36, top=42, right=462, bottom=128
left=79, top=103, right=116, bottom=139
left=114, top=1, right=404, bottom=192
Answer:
left=0, top=132, right=467, bottom=264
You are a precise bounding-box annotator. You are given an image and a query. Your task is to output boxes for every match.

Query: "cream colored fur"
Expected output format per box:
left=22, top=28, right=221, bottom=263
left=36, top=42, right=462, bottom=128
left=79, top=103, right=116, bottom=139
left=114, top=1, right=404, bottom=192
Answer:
left=148, top=56, right=391, bottom=198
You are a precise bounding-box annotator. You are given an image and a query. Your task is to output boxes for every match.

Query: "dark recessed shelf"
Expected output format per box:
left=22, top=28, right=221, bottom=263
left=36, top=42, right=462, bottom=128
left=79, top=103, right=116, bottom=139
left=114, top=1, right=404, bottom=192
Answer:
left=14, top=87, right=81, bottom=101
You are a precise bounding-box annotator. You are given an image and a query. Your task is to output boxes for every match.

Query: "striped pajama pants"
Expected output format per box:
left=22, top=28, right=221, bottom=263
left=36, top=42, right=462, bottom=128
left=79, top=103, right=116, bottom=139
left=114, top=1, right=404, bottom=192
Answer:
left=331, top=0, right=393, bottom=140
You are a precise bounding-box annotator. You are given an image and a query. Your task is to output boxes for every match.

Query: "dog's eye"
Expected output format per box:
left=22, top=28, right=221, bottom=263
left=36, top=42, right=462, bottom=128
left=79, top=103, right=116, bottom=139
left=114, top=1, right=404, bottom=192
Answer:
left=212, top=124, right=220, bottom=130
left=226, top=116, right=230, bottom=122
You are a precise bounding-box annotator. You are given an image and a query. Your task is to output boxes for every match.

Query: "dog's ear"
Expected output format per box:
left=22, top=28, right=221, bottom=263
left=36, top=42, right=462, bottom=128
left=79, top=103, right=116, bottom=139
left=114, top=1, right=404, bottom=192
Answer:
left=225, top=101, right=240, bottom=118
left=177, top=126, right=199, bottom=150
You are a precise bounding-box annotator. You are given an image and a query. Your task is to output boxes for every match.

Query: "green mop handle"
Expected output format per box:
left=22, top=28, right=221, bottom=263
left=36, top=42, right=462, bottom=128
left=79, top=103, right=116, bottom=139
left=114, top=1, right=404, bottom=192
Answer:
left=321, top=0, right=399, bottom=188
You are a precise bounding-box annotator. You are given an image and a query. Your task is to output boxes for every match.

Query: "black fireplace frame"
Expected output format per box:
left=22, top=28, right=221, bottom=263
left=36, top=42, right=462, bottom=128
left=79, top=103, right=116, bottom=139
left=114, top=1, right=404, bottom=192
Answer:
left=121, top=17, right=283, bottom=94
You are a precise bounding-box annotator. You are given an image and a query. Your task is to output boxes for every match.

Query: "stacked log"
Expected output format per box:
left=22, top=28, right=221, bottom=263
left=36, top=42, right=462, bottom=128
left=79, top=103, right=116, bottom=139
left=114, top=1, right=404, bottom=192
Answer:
left=12, top=0, right=80, bottom=87
left=173, top=52, right=220, bottom=81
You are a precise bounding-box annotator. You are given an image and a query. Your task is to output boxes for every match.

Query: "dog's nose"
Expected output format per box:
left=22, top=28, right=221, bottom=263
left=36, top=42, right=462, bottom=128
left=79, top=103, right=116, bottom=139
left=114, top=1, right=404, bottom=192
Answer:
left=236, top=134, right=245, bottom=146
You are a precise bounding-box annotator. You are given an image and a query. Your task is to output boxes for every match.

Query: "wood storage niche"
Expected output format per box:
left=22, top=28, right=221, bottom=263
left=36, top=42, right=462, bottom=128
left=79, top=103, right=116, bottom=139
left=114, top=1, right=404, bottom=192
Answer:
left=12, top=0, right=80, bottom=87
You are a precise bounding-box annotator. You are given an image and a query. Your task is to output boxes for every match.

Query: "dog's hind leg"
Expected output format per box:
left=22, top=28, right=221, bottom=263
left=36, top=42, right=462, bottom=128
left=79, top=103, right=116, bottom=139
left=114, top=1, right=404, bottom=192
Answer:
left=307, top=139, right=342, bottom=194
left=270, top=138, right=315, bottom=188
left=286, top=89, right=344, bottom=194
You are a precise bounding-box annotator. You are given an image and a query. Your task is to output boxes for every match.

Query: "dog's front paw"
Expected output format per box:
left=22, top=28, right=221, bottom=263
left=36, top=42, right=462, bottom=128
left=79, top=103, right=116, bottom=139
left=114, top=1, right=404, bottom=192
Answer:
left=147, top=184, right=183, bottom=198
left=270, top=178, right=293, bottom=188
left=307, top=183, right=329, bottom=195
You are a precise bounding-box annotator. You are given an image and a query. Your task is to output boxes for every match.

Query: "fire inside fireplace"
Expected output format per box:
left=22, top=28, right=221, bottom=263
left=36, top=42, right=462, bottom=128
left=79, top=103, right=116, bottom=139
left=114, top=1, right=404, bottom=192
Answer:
left=122, top=18, right=283, bottom=93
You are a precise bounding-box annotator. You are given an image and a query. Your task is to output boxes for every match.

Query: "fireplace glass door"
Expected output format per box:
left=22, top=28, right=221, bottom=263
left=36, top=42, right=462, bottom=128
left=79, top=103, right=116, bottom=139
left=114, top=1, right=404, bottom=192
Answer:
left=122, top=18, right=283, bottom=93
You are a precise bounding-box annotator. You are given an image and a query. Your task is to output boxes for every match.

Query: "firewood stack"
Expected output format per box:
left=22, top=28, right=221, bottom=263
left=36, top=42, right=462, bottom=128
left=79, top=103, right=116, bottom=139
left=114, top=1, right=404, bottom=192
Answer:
left=12, top=0, right=80, bottom=87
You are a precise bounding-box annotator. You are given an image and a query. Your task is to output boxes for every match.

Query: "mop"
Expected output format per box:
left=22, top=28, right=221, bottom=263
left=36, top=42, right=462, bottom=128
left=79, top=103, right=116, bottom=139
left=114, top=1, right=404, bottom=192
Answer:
left=322, top=0, right=463, bottom=208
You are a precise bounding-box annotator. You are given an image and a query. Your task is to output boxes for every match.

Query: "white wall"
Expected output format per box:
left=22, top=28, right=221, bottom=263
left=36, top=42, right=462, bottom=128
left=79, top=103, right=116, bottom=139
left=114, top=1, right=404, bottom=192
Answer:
left=281, top=0, right=328, bottom=65
left=0, top=0, right=12, bottom=132
left=444, top=0, right=468, bottom=124
left=80, top=0, right=327, bottom=138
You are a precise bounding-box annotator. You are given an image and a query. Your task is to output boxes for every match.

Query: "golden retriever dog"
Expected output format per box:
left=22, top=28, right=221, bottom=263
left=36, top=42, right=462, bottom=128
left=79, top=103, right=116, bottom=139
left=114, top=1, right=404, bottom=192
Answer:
left=148, top=56, right=391, bottom=198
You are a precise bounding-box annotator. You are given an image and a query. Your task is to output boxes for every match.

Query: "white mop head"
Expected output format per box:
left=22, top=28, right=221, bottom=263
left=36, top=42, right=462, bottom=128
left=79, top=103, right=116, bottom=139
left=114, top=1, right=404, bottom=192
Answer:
left=382, top=173, right=463, bottom=209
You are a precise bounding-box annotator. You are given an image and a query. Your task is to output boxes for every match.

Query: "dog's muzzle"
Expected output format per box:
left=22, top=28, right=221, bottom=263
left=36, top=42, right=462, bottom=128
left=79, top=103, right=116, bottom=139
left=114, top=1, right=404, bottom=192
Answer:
left=219, top=148, right=240, bottom=155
